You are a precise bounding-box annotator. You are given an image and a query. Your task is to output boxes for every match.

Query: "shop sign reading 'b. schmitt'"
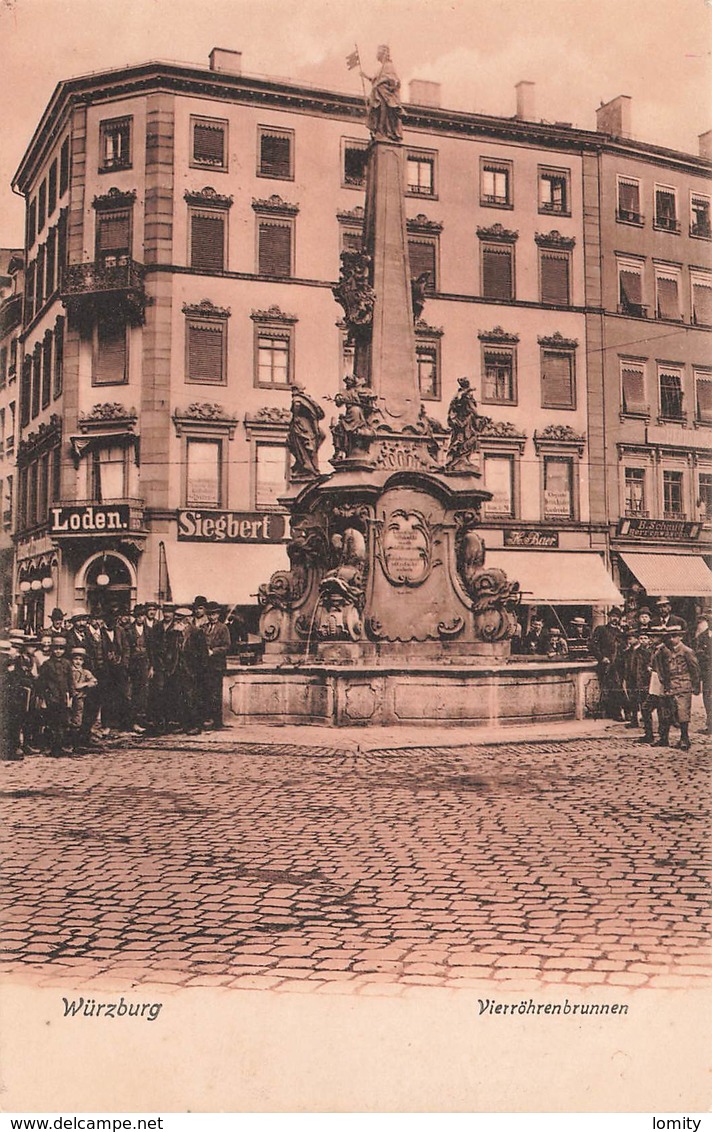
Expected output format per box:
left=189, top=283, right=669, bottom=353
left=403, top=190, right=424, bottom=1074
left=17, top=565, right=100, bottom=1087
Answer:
left=177, top=510, right=286, bottom=543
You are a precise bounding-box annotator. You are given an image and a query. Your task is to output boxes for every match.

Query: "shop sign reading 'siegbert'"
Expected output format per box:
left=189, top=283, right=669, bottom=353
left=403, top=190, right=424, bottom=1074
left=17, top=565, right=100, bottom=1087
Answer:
left=177, top=510, right=286, bottom=543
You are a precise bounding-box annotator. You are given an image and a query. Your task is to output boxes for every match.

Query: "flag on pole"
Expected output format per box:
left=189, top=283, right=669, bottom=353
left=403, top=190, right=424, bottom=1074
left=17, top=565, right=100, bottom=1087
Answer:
left=346, top=49, right=360, bottom=70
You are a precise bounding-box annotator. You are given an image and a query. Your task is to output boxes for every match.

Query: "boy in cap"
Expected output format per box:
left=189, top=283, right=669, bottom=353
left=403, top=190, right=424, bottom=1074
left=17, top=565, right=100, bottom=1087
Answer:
left=68, top=647, right=99, bottom=752
left=35, top=637, right=73, bottom=757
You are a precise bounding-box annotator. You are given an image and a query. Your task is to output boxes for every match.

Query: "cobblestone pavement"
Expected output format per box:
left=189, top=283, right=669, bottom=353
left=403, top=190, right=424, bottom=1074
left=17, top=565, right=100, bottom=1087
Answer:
left=1, top=729, right=710, bottom=995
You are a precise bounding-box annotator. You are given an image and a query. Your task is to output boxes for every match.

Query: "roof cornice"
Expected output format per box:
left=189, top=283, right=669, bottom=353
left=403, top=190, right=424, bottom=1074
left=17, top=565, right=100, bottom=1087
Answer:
left=13, top=60, right=712, bottom=193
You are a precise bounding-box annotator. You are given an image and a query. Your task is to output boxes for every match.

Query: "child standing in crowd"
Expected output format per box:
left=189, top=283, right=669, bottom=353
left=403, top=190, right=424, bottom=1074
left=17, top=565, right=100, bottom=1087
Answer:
left=655, top=627, right=701, bottom=750
left=68, top=647, right=98, bottom=753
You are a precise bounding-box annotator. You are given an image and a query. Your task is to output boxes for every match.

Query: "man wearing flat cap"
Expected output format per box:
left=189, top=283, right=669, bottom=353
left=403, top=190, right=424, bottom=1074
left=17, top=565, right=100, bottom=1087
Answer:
left=203, top=602, right=230, bottom=729
left=126, top=605, right=150, bottom=732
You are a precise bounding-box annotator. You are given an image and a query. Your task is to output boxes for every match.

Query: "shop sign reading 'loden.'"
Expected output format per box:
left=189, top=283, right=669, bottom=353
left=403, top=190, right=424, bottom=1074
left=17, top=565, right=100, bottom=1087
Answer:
left=50, top=504, right=130, bottom=534
left=178, top=510, right=286, bottom=543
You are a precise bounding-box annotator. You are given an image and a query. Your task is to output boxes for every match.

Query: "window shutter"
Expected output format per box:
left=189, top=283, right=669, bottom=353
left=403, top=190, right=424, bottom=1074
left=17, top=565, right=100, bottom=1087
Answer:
left=619, top=269, right=641, bottom=306
left=657, top=276, right=679, bottom=319
left=693, top=282, right=712, bottom=326
left=258, top=223, right=292, bottom=277
left=188, top=323, right=224, bottom=383
left=260, top=134, right=291, bottom=177
left=697, top=379, right=712, bottom=423
left=95, top=320, right=127, bottom=385
left=622, top=367, right=645, bottom=412
left=193, top=122, right=225, bottom=166
left=97, top=210, right=131, bottom=254
left=190, top=212, right=225, bottom=271
left=482, top=246, right=512, bottom=300
left=656, top=189, right=676, bottom=221
left=542, top=351, right=573, bottom=406
left=540, top=252, right=570, bottom=305
left=408, top=240, right=436, bottom=290
left=54, top=318, right=64, bottom=397
left=42, top=337, right=52, bottom=409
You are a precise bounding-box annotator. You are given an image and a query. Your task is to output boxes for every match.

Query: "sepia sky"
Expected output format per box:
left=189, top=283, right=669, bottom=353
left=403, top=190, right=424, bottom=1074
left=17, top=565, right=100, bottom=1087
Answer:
left=0, top=0, right=710, bottom=248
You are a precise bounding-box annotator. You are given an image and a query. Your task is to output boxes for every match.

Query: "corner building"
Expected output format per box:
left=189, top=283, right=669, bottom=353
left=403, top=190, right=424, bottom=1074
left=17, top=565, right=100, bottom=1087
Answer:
left=9, top=52, right=711, bottom=628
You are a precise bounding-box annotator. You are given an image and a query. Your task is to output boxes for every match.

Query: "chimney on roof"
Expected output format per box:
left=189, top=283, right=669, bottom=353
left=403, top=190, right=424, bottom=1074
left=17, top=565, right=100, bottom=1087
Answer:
left=514, top=81, right=535, bottom=121
left=596, top=95, right=632, bottom=139
left=699, top=130, right=712, bottom=160
left=209, top=48, right=242, bottom=75
left=408, top=79, right=441, bottom=108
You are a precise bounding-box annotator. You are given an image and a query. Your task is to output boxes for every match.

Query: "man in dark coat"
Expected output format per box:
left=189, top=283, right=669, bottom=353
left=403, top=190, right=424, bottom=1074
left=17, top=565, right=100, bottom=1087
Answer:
left=35, top=637, right=73, bottom=757
left=590, top=608, right=626, bottom=720
left=163, top=607, right=208, bottom=734
left=126, top=605, right=150, bottom=732
left=653, top=597, right=687, bottom=635
left=100, top=610, right=131, bottom=731
left=203, top=602, right=231, bottom=728
left=522, top=614, right=547, bottom=656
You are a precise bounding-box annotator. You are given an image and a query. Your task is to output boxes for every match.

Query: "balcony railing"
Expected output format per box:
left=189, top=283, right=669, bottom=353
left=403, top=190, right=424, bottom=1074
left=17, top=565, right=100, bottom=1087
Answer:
left=481, top=194, right=510, bottom=207
left=663, top=510, right=686, bottom=521
left=616, top=208, right=644, bottom=225
left=617, top=302, right=648, bottom=318
left=624, top=508, right=649, bottom=518
left=690, top=221, right=711, bottom=239
left=60, top=260, right=146, bottom=327
left=654, top=216, right=681, bottom=233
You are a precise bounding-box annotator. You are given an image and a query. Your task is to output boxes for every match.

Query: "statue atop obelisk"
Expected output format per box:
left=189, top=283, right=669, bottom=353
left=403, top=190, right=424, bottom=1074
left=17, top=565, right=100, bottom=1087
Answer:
left=333, top=46, right=421, bottom=431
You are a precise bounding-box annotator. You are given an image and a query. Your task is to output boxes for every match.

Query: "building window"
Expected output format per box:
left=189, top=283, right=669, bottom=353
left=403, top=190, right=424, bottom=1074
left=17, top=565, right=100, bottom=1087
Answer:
left=35, top=246, right=45, bottom=311
left=482, top=347, right=516, bottom=404
left=690, top=193, right=711, bottom=239
left=27, top=199, right=37, bottom=250
left=695, top=371, right=712, bottom=424
left=96, top=208, right=132, bottom=268
left=185, top=318, right=226, bottom=385
left=663, top=470, right=684, bottom=517
left=658, top=368, right=684, bottom=421
left=100, top=117, right=132, bottom=171
left=0, top=348, right=6, bottom=390
left=543, top=457, right=574, bottom=520
left=617, top=257, right=645, bottom=316
left=191, top=117, right=228, bottom=170
left=24, top=261, right=35, bottom=323
left=53, top=318, right=64, bottom=398
left=45, top=228, right=56, bottom=297
left=616, top=177, right=642, bottom=224
left=654, top=185, right=679, bottom=233
left=416, top=342, right=439, bottom=400
left=256, top=331, right=291, bottom=388
left=691, top=271, right=712, bottom=326
left=340, top=226, right=362, bottom=254
left=483, top=454, right=514, bottom=517
left=257, top=220, right=293, bottom=277
left=255, top=443, right=288, bottom=508
left=41, top=334, right=52, bottom=410
left=59, top=138, right=70, bottom=196
left=20, top=358, right=31, bottom=428
left=406, top=150, right=436, bottom=196
left=343, top=140, right=369, bottom=188
left=655, top=266, right=681, bottom=320
left=408, top=238, right=437, bottom=292
left=189, top=209, right=226, bottom=272
left=88, top=444, right=129, bottom=502
left=480, top=160, right=512, bottom=208
left=186, top=438, right=222, bottom=508
left=620, top=360, right=648, bottom=416
left=38, top=181, right=46, bottom=234
left=48, top=161, right=58, bottom=217
left=258, top=127, right=293, bottom=179
left=539, top=250, right=570, bottom=306
left=93, top=317, right=128, bottom=385
left=624, top=468, right=647, bottom=516
left=481, top=244, right=514, bottom=301
left=698, top=473, right=712, bottom=521
left=541, top=349, right=575, bottom=409
left=539, top=167, right=569, bottom=215
left=31, top=346, right=41, bottom=419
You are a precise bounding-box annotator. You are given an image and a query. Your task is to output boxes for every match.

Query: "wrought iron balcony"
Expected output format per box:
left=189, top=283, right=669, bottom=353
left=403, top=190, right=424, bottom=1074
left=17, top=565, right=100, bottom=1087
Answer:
left=617, top=302, right=648, bottom=318
left=60, top=260, right=147, bottom=328
left=691, top=221, right=711, bottom=239
left=616, top=208, right=644, bottom=225
left=654, top=216, right=681, bottom=234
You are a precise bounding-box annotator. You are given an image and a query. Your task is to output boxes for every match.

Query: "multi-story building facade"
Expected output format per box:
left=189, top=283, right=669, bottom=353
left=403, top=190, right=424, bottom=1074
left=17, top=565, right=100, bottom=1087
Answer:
left=0, top=250, right=23, bottom=627
left=7, top=51, right=711, bottom=631
left=583, top=97, right=712, bottom=624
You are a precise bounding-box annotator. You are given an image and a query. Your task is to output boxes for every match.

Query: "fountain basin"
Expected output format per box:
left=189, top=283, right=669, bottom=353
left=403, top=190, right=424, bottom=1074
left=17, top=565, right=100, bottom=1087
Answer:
left=225, top=658, right=600, bottom=727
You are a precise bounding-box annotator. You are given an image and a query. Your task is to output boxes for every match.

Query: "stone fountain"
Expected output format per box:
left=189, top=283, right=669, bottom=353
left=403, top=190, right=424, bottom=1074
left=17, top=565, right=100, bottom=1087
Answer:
left=227, top=50, right=598, bottom=726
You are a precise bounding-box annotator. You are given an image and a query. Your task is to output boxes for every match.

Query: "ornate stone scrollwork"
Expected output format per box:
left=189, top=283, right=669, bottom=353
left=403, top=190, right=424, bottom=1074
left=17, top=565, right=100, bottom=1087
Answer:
left=455, top=523, right=520, bottom=642
left=315, top=525, right=368, bottom=642
left=257, top=515, right=329, bottom=641
left=330, top=374, right=380, bottom=461
left=332, top=251, right=375, bottom=347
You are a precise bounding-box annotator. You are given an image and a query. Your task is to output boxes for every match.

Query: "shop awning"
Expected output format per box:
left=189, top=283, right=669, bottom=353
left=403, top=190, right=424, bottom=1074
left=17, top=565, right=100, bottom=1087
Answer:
left=486, top=550, right=623, bottom=605
left=165, top=543, right=289, bottom=606
left=618, top=552, right=712, bottom=597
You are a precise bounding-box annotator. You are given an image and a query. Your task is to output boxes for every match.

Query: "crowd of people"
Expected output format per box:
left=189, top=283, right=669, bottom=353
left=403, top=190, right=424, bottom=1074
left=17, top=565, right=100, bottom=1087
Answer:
left=0, top=596, right=231, bottom=761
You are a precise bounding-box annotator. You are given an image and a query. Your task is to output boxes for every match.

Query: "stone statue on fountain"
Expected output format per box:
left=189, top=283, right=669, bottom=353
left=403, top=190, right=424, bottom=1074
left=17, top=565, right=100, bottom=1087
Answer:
left=445, top=377, right=492, bottom=470
left=287, top=384, right=325, bottom=480
left=330, top=373, right=380, bottom=461
left=361, top=45, right=404, bottom=143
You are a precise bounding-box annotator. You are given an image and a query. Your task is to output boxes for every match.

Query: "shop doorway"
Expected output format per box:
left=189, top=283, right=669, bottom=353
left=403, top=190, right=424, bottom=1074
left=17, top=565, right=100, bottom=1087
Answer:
left=85, top=554, right=133, bottom=617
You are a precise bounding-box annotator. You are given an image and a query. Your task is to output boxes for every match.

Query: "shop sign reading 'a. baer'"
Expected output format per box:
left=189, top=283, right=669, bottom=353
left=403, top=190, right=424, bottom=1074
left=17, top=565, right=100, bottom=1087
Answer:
left=177, top=510, right=286, bottom=543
